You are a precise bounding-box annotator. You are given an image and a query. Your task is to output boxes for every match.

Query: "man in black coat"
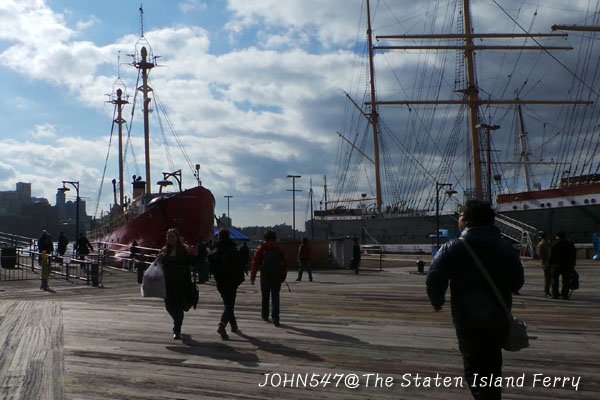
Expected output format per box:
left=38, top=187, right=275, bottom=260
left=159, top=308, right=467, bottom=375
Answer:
left=549, top=231, right=576, bottom=300
left=426, top=200, right=524, bottom=400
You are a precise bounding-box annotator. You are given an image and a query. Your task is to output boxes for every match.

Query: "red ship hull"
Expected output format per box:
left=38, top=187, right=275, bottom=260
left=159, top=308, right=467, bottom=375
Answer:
left=95, top=185, right=215, bottom=249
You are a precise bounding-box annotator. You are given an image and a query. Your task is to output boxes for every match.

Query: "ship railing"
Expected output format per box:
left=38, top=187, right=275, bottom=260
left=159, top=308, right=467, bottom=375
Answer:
left=92, top=208, right=140, bottom=239
left=495, top=213, right=539, bottom=257
left=92, top=240, right=160, bottom=275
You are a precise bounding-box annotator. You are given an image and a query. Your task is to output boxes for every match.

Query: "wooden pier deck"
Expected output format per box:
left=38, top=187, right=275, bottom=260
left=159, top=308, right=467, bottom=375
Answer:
left=0, top=256, right=599, bottom=399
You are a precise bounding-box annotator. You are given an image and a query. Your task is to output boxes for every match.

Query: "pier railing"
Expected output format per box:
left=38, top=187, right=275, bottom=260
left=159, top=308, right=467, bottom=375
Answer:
left=0, top=231, right=163, bottom=286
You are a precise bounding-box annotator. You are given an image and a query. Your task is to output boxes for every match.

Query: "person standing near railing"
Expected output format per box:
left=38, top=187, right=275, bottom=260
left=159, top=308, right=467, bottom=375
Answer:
left=40, top=250, right=50, bottom=291
left=57, top=232, right=68, bottom=265
left=76, top=233, right=93, bottom=259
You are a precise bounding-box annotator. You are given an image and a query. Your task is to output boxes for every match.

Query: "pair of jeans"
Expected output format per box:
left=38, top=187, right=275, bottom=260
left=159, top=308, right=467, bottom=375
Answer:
left=297, top=261, right=312, bottom=281
left=551, top=264, right=573, bottom=298
left=457, top=328, right=504, bottom=400
left=218, top=285, right=238, bottom=329
left=164, top=297, right=185, bottom=334
left=260, top=280, right=281, bottom=322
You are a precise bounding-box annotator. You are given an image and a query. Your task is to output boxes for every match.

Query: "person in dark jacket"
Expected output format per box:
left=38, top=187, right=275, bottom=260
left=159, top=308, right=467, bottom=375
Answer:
left=549, top=231, right=576, bottom=300
left=57, top=231, right=69, bottom=263
left=157, top=228, right=194, bottom=340
left=296, top=237, right=312, bottom=281
left=250, top=230, right=288, bottom=326
left=239, top=241, right=250, bottom=276
left=37, top=230, right=53, bottom=266
left=76, top=233, right=93, bottom=258
left=211, top=229, right=244, bottom=339
left=426, top=200, right=524, bottom=400
left=196, top=238, right=209, bottom=283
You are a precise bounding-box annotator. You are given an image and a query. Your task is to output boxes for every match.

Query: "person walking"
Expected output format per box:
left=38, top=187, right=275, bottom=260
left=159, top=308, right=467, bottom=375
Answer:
left=37, top=230, right=53, bottom=266
left=296, top=237, right=312, bottom=282
left=157, top=228, right=194, bottom=340
left=351, top=238, right=361, bottom=274
left=549, top=231, right=576, bottom=300
left=196, top=238, right=209, bottom=283
left=76, top=233, right=93, bottom=258
left=250, top=230, right=287, bottom=327
left=211, top=229, right=245, bottom=339
left=40, top=250, right=51, bottom=291
left=239, top=241, right=250, bottom=276
left=57, top=231, right=68, bottom=264
left=128, top=240, right=139, bottom=271
left=426, top=200, right=524, bottom=400
left=537, top=232, right=551, bottom=298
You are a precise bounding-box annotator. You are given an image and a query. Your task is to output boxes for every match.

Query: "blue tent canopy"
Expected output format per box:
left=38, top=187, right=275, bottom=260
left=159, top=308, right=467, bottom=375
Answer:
left=213, top=227, right=250, bottom=241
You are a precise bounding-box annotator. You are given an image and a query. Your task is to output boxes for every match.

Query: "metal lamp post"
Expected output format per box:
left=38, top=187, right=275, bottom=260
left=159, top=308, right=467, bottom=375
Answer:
left=435, top=182, right=457, bottom=250
left=224, top=195, right=233, bottom=221
left=286, top=175, right=302, bottom=238
left=60, top=181, right=80, bottom=255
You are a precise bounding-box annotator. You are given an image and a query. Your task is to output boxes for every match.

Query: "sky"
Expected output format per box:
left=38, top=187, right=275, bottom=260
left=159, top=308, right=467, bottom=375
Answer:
left=0, top=0, right=598, bottom=229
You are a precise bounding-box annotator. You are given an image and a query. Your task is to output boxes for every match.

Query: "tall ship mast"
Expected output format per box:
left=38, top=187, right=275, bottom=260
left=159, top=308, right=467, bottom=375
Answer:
left=313, top=0, right=600, bottom=248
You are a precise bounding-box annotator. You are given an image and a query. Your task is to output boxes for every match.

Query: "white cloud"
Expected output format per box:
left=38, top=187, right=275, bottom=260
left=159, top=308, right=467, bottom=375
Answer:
left=178, top=0, right=207, bottom=14
left=30, top=123, right=58, bottom=139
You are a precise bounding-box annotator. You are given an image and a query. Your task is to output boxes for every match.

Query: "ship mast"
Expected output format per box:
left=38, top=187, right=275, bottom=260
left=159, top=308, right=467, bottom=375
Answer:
left=366, top=0, right=383, bottom=211
left=371, top=0, right=590, bottom=201
left=461, top=0, right=483, bottom=199
left=113, top=87, right=128, bottom=207
left=109, top=51, right=129, bottom=209
left=516, top=102, right=533, bottom=191
left=132, top=6, right=156, bottom=196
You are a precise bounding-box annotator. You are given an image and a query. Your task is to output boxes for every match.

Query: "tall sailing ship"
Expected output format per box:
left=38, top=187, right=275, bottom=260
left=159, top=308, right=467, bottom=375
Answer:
left=311, top=0, right=600, bottom=247
left=90, top=10, right=215, bottom=249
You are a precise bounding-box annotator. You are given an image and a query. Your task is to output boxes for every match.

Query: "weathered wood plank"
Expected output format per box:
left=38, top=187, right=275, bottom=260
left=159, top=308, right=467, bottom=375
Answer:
left=0, top=300, right=64, bottom=400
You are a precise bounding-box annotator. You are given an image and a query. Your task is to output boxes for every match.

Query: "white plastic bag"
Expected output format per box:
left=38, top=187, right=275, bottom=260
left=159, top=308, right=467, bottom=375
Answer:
left=141, top=259, right=166, bottom=298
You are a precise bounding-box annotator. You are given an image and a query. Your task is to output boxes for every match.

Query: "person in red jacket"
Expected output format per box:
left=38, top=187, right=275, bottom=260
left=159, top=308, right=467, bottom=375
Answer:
left=250, top=230, right=287, bottom=326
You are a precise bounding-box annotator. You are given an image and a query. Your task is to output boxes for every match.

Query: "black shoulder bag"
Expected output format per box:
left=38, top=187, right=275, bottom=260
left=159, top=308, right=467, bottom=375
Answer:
left=460, top=237, right=529, bottom=352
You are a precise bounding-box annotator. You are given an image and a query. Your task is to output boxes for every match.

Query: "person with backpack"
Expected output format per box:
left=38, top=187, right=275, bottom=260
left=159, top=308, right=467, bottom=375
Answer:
left=250, top=230, right=287, bottom=327
left=211, top=229, right=245, bottom=339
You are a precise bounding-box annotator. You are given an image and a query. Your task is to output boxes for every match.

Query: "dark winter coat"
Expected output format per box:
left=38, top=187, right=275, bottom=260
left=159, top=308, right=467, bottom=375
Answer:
left=162, top=252, right=193, bottom=301
left=549, top=238, right=576, bottom=271
left=426, top=225, right=524, bottom=331
left=211, top=238, right=244, bottom=289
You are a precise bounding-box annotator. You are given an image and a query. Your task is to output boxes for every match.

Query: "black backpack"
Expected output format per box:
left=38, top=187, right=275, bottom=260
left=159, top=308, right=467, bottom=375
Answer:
left=569, top=269, right=580, bottom=290
left=261, top=249, right=282, bottom=282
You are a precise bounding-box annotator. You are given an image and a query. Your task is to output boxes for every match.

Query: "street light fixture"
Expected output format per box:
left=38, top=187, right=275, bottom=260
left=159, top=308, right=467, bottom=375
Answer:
left=59, top=180, right=80, bottom=255
left=435, top=182, right=457, bottom=251
left=224, top=195, right=233, bottom=220
left=287, top=175, right=302, bottom=239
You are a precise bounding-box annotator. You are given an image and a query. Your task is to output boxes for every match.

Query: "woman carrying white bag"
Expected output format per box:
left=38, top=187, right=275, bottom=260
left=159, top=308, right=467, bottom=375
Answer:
left=151, top=228, right=195, bottom=340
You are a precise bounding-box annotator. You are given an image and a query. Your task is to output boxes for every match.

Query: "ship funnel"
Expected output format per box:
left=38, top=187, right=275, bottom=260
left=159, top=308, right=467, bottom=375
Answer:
left=132, top=175, right=146, bottom=199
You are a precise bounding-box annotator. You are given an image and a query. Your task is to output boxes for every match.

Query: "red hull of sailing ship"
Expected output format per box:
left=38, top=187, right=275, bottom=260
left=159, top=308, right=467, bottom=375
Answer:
left=97, top=185, right=215, bottom=249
